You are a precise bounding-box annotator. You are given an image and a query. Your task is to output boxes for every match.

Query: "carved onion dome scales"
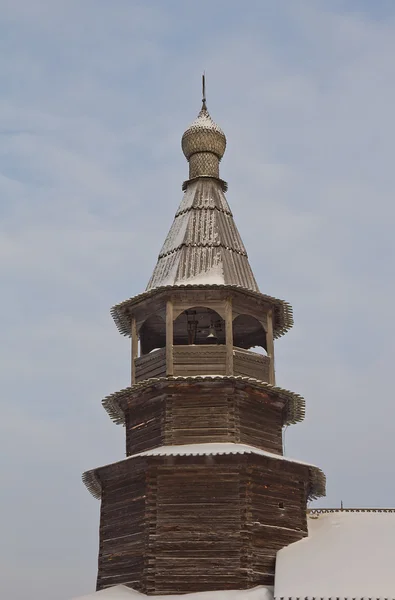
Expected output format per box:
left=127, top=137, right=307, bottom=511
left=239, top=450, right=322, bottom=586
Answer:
left=82, top=78, right=326, bottom=595
left=181, top=75, right=227, bottom=189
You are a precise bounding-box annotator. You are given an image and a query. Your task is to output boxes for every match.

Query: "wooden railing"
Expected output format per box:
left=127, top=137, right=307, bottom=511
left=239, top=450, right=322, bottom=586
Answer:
left=135, top=348, right=166, bottom=383
left=135, top=345, right=270, bottom=383
left=233, top=347, right=270, bottom=382
left=173, top=345, right=227, bottom=376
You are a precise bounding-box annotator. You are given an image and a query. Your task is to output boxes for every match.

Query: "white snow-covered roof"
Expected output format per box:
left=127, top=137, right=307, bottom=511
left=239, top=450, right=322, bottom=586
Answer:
left=274, top=509, right=395, bottom=598
left=73, top=587, right=138, bottom=599
left=73, top=585, right=273, bottom=600
left=132, top=443, right=314, bottom=466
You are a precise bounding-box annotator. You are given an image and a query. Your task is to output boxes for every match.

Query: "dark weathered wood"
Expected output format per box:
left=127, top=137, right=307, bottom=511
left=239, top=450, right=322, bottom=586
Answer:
left=266, top=310, right=275, bottom=385
left=135, top=349, right=166, bottom=383
left=225, top=297, right=233, bottom=375
left=166, top=300, right=174, bottom=376
left=123, top=380, right=285, bottom=456
left=131, top=317, right=138, bottom=385
left=125, top=396, right=166, bottom=456
left=96, top=453, right=310, bottom=593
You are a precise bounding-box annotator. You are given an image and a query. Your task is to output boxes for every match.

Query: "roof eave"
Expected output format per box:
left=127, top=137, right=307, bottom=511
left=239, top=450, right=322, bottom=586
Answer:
left=82, top=444, right=324, bottom=501
left=110, top=284, right=294, bottom=339
left=101, top=375, right=305, bottom=427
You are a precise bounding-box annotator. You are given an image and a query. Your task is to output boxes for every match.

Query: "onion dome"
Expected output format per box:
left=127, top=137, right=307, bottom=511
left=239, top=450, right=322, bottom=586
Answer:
left=181, top=77, right=227, bottom=188
left=181, top=102, right=227, bottom=162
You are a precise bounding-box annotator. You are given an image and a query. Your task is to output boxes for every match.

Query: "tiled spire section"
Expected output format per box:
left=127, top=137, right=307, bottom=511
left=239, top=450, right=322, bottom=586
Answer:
left=146, top=178, right=259, bottom=291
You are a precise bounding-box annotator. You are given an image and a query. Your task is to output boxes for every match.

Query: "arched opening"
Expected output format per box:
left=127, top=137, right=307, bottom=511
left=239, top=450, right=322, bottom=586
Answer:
left=233, top=314, right=267, bottom=352
left=139, top=314, right=166, bottom=355
left=173, top=307, right=225, bottom=346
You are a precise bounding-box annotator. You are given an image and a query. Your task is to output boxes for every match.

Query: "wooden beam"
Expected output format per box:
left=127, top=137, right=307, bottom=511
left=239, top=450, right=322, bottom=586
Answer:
left=266, top=309, right=275, bottom=385
left=166, top=299, right=174, bottom=376
left=131, top=316, right=138, bottom=385
left=225, top=297, right=233, bottom=376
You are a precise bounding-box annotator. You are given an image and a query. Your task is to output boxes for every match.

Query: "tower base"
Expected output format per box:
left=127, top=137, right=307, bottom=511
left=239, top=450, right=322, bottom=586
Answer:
left=92, top=449, right=319, bottom=594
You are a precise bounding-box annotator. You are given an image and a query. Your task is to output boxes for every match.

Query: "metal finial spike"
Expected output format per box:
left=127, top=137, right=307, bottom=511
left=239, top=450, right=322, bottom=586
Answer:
left=202, top=72, right=207, bottom=110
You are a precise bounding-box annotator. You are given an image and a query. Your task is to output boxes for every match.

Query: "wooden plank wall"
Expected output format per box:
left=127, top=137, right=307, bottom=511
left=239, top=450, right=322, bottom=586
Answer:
left=241, top=462, right=308, bottom=587
left=165, top=386, right=237, bottom=445
left=238, top=393, right=283, bottom=454
left=125, top=396, right=166, bottom=455
left=145, top=463, right=244, bottom=594
left=124, top=383, right=284, bottom=455
left=96, top=455, right=310, bottom=593
left=96, top=460, right=147, bottom=592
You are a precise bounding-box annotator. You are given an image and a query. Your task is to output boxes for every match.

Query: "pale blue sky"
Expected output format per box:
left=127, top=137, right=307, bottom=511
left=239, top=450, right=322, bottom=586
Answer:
left=1, top=2, right=395, bottom=599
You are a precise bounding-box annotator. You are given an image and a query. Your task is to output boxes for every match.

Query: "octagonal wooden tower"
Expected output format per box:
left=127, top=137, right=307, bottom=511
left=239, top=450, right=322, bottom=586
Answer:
left=83, top=85, right=325, bottom=594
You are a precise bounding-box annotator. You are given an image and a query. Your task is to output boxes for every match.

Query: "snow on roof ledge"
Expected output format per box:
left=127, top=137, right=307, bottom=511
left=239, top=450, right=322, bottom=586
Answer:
left=82, top=443, right=325, bottom=501
left=73, top=586, right=138, bottom=599
left=274, top=510, right=395, bottom=598
left=131, top=443, right=312, bottom=465
left=73, top=585, right=273, bottom=600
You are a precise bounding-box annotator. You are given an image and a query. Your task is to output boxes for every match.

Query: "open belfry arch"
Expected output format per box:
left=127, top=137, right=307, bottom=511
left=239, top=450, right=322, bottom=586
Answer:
left=82, top=78, right=326, bottom=595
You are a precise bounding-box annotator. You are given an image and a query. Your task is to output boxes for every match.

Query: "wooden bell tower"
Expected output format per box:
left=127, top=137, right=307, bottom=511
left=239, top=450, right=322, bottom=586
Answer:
left=83, top=84, right=325, bottom=594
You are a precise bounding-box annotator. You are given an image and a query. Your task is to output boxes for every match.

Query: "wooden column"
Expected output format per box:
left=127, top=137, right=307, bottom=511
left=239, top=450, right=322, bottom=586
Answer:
left=131, top=317, right=138, bottom=385
left=166, top=299, right=174, bottom=376
left=266, top=309, right=275, bottom=385
left=225, top=297, right=233, bottom=376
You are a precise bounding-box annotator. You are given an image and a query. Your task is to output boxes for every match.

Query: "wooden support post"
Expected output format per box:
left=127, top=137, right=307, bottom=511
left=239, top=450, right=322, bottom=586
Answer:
left=225, top=297, right=233, bottom=376
left=166, top=299, right=174, bottom=376
left=131, top=316, right=138, bottom=385
left=266, top=309, right=275, bottom=385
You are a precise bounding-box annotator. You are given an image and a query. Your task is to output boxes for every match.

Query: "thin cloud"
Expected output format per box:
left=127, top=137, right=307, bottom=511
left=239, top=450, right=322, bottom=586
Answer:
left=1, top=2, right=395, bottom=599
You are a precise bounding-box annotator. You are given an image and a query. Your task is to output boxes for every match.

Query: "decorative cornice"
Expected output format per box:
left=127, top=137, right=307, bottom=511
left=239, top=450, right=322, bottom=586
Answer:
left=102, top=375, right=305, bottom=427
left=182, top=176, right=228, bottom=192
left=111, top=284, right=293, bottom=339
left=82, top=469, right=101, bottom=500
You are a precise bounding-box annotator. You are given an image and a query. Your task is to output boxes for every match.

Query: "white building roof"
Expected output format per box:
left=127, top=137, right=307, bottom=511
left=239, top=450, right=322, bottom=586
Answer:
left=73, top=585, right=273, bottom=600
left=73, top=587, right=139, bottom=599
left=274, top=509, right=395, bottom=599
left=73, top=509, right=395, bottom=600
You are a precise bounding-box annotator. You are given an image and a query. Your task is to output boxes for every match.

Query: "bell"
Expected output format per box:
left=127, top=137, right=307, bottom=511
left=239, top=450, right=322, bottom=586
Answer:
left=207, top=326, right=218, bottom=341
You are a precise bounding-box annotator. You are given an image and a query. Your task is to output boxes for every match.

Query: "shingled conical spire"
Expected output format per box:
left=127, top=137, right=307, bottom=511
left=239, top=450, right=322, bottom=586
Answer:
left=147, top=79, right=259, bottom=292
